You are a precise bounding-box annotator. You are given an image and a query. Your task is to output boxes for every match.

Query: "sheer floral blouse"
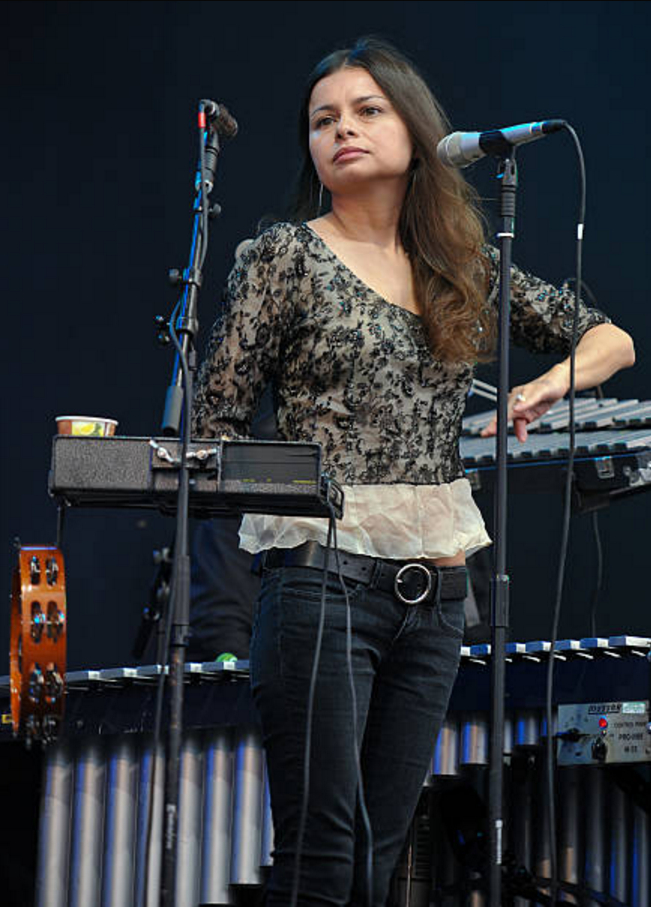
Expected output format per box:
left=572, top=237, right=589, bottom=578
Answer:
left=192, top=222, right=610, bottom=560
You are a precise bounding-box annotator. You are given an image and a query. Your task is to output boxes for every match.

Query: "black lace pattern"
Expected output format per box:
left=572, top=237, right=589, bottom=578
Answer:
left=193, top=223, right=610, bottom=486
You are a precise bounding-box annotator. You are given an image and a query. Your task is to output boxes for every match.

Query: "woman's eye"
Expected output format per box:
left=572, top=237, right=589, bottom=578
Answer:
left=361, top=106, right=382, bottom=117
left=315, top=115, right=335, bottom=128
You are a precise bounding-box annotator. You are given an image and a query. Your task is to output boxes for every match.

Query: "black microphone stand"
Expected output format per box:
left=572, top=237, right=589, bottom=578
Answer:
left=488, top=147, right=517, bottom=907
left=157, top=102, right=224, bottom=907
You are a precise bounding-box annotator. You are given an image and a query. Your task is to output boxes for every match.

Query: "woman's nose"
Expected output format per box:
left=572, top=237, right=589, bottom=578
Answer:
left=336, top=115, right=357, bottom=138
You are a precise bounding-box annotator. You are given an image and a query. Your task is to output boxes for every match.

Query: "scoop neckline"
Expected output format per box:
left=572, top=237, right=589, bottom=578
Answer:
left=300, top=222, right=421, bottom=319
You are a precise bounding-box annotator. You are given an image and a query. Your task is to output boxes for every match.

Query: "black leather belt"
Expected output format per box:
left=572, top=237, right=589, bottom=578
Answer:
left=263, top=542, right=468, bottom=605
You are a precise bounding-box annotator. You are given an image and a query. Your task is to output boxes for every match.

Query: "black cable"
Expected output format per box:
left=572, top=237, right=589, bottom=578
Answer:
left=563, top=275, right=599, bottom=310
left=141, top=297, right=183, bottom=907
left=140, top=617, right=173, bottom=907
left=589, top=510, right=604, bottom=638
left=560, top=279, right=606, bottom=640
left=589, top=377, right=605, bottom=638
left=330, top=508, right=374, bottom=907
left=158, top=254, right=197, bottom=907
left=288, top=513, right=375, bottom=906
left=290, top=517, right=334, bottom=907
left=544, top=120, right=586, bottom=905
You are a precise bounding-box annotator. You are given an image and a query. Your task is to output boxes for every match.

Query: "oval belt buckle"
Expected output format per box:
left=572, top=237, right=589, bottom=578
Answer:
left=394, top=563, right=433, bottom=605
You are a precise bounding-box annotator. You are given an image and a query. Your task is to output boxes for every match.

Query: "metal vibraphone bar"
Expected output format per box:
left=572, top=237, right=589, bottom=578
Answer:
left=36, top=725, right=271, bottom=907
left=18, top=636, right=649, bottom=907
left=461, top=395, right=651, bottom=435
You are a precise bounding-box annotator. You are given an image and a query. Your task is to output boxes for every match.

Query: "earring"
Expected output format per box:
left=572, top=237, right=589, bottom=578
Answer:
left=317, top=181, right=324, bottom=215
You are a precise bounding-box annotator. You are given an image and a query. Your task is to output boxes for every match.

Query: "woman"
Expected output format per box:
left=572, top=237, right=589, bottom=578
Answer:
left=193, top=38, right=634, bottom=907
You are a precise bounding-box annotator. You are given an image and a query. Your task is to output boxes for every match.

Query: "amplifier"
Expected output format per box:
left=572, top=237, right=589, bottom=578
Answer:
left=48, top=436, right=344, bottom=518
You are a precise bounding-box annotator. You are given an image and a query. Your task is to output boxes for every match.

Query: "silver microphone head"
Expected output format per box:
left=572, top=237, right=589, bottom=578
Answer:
left=437, top=132, right=483, bottom=168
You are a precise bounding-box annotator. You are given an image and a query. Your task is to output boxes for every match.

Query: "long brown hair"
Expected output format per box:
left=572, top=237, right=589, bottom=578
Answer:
left=290, top=37, right=495, bottom=363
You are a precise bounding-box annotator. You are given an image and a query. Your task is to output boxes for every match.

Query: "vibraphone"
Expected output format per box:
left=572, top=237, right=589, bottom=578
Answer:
left=20, top=398, right=651, bottom=905
left=3, top=635, right=648, bottom=907
left=460, top=396, right=651, bottom=508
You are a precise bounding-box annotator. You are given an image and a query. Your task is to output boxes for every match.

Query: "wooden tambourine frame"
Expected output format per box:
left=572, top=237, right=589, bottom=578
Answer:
left=10, top=546, right=66, bottom=744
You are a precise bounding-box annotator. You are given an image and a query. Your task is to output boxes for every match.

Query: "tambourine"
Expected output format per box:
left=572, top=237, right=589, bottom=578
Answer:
left=10, top=546, right=66, bottom=744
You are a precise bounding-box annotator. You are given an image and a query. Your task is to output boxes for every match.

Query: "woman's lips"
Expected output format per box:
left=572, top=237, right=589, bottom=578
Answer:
left=333, top=147, right=367, bottom=163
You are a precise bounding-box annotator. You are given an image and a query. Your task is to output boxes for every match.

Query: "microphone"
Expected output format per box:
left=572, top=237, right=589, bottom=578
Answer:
left=437, top=119, right=565, bottom=167
left=200, top=99, right=239, bottom=139
left=197, top=100, right=238, bottom=194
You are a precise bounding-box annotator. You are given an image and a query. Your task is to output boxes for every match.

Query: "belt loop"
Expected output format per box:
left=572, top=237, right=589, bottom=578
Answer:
left=432, top=565, right=442, bottom=607
left=368, top=557, right=384, bottom=590
left=252, top=551, right=266, bottom=576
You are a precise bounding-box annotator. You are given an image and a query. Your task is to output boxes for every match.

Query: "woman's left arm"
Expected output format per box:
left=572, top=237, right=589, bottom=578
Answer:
left=482, top=322, right=636, bottom=441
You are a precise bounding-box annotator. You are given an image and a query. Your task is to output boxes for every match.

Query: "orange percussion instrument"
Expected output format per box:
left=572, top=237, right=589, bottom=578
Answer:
left=10, top=546, right=66, bottom=744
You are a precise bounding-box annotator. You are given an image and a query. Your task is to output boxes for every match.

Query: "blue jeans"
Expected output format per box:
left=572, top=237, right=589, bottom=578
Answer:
left=249, top=561, right=466, bottom=906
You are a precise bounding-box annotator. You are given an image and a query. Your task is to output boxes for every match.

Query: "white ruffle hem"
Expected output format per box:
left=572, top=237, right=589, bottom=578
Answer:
left=239, top=477, right=491, bottom=560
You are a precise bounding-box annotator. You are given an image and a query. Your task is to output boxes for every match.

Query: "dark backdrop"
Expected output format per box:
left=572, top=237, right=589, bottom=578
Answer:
left=2, top=0, right=649, bottom=670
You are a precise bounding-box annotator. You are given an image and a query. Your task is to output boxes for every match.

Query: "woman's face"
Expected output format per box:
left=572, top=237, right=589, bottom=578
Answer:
left=307, top=67, right=414, bottom=196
